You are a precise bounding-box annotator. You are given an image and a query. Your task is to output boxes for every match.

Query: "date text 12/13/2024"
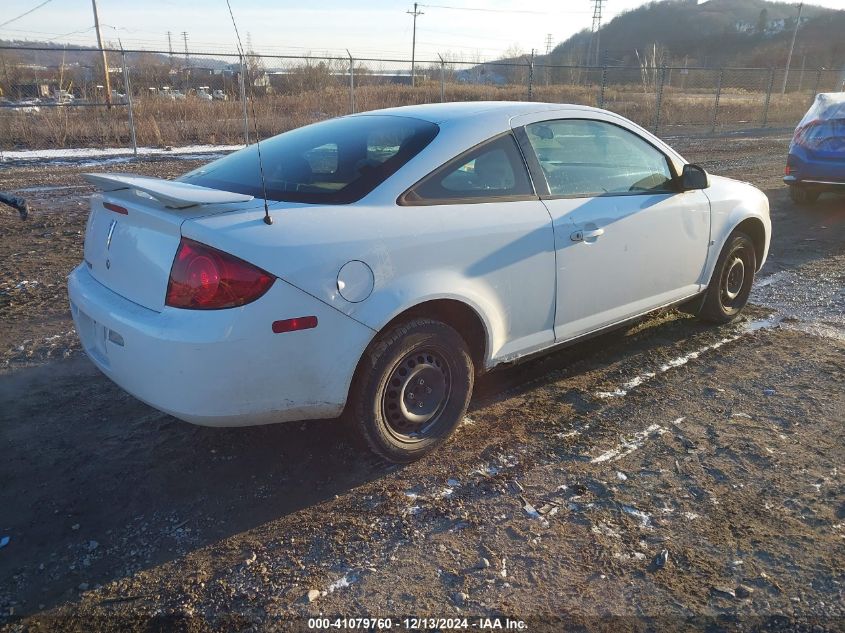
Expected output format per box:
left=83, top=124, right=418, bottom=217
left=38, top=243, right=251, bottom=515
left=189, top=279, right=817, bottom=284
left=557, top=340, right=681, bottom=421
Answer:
left=307, top=616, right=528, bottom=630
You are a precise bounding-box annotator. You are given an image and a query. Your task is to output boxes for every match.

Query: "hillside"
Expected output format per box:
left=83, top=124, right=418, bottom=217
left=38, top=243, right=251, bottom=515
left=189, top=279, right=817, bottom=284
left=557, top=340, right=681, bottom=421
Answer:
left=0, top=41, right=233, bottom=73
left=548, top=0, right=845, bottom=69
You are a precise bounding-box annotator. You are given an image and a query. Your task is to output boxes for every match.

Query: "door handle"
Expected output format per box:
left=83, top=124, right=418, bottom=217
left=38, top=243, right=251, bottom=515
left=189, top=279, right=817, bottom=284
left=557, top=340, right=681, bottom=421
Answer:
left=570, top=227, right=605, bottom=242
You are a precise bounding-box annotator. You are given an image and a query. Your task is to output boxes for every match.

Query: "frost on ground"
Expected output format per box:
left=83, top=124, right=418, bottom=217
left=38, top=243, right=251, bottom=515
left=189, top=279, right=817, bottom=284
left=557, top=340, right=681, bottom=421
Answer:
left=750, top=254, right=845, bottom=342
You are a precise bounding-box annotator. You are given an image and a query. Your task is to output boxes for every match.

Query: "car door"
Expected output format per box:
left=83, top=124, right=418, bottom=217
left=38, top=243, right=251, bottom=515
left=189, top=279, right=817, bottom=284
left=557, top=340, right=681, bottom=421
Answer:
left=514, top=115, right=711, bottom=342
left=399, top=132, right=557, bottom=362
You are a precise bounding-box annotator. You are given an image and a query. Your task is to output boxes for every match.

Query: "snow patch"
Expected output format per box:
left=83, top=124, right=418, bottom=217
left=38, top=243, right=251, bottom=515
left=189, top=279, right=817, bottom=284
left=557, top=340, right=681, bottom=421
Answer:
left=594, top=317, right=782, bottom=400
left=590, top=421, right=679, bottom=463
left=754, top=271, right=788, bottom=288
left=1, top=144, right=243, bottom=162
left=327, top=574, right=355, bottom=593
left=621, top=505, right=653, bottom=528
left=11, top=184, right=90, bottom=194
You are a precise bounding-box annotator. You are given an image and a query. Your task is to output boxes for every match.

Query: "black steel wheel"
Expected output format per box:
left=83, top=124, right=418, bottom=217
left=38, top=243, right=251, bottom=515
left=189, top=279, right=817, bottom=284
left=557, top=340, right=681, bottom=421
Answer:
left=349, top=318, right=474, bottom=463
left=698, top=231, right=757, bottom=324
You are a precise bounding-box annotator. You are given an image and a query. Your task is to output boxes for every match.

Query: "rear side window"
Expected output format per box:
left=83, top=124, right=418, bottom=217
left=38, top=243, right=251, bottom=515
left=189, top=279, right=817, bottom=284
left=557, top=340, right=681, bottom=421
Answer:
left=524, top=119, right=675, bottom=198
left=179, top=115, right=438, bottom=204
left=401, top=134, right=534, bottom=205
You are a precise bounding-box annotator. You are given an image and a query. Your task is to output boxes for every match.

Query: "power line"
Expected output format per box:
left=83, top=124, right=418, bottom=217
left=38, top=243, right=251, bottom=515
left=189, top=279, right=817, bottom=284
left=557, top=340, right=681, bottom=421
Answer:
left=0, top=0, right=55, bottom=29
left=46, top=26, right=96, bottom=42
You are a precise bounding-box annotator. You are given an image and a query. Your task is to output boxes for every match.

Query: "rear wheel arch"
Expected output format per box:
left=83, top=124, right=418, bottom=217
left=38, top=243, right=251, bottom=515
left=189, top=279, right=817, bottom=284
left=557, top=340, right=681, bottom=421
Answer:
left=369, top=299, right=488, bottom=374
left=346, top=299, right=488, bottom=406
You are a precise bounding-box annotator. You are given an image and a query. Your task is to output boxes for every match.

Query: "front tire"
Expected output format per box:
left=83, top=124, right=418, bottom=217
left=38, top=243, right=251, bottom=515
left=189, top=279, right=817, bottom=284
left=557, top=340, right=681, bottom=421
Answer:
left=789, top=185, right=819, bottom=205
left=697, top=231, right=757, bottom=324
left=349, top=318, right=474, bottom=463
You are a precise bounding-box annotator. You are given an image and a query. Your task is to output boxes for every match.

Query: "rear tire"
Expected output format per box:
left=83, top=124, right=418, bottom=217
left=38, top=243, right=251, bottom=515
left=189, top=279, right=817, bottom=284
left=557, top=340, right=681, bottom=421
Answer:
left=789, top=185, right=819, bottom=205
left=697, top=231, right=757, bottom=324
left=349, top=318, right=474, bottom=463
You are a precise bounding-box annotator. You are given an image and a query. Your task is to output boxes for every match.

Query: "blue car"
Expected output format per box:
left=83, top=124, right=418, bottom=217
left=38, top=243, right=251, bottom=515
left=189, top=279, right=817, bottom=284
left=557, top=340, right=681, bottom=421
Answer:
left=784, top=92, right=845, bottom=205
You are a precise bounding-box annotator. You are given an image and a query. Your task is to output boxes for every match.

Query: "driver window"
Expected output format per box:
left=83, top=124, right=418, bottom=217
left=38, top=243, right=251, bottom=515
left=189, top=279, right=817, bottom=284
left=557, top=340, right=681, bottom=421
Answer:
left=525, top=119, right=675, bottom=197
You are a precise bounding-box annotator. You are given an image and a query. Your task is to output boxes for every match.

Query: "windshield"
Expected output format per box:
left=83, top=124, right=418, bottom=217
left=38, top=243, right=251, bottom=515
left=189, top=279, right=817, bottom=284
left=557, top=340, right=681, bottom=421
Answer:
left=179, top=115, right=439, bottom=204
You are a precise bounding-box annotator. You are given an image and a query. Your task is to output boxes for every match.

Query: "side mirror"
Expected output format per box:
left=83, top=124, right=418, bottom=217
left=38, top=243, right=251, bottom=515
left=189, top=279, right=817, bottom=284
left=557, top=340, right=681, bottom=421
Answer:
left=681, top=164, right=709, bottom=190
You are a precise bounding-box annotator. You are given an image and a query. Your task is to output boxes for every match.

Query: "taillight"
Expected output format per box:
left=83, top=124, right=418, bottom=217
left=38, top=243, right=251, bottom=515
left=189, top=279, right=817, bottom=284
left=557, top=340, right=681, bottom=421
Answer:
left=165, top=238, right=274, bottom=309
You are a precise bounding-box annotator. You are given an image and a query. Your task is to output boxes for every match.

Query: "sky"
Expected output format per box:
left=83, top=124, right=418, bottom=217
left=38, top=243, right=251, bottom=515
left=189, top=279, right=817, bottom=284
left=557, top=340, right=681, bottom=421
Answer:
left=2, top=0, right=845, bottom=63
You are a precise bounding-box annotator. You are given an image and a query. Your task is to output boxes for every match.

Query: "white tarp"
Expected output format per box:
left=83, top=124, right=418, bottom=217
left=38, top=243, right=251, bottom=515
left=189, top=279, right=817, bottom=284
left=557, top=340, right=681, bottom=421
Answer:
left=791, top=92, right=845, bottom=151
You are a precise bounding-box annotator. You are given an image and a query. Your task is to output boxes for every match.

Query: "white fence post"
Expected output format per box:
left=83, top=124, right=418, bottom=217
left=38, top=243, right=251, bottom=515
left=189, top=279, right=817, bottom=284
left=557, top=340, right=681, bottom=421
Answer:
left=239, top=53, right=249, bottom=145
left=120, top=48, right=137, bottom=157
left=347, top=50, right=355, bottom=114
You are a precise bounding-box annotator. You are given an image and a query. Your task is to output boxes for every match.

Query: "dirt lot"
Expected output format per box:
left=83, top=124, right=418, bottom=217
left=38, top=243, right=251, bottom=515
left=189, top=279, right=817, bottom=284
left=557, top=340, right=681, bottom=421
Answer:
left=0, top=131, right=843, bottom=632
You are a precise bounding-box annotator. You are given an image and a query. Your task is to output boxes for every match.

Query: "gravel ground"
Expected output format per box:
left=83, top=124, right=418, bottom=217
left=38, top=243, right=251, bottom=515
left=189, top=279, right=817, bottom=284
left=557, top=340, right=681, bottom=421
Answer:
left=0, top=131, right=843, bottom=632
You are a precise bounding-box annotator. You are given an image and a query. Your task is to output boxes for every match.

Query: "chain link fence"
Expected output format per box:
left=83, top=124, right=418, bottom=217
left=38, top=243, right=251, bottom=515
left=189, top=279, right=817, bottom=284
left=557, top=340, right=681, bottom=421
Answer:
left=1, top=45, right=843, bottom=151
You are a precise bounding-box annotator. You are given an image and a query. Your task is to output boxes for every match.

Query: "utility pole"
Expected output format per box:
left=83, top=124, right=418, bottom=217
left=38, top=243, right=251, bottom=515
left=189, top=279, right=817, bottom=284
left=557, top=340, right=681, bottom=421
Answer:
left=781, top=2, right=803, bottom=94
left=166, top=30, right=174, bottom=82
left=182, top=31, right=189, bottom=66
left=91, top=0, right=112, bottom=107
left=407, top=3, right=423, bottom=87
left=182, top=31, right=190, bottom=92
left=528, top=49, right=535, bottom=99
left=545, top=34, right=553, bottom=55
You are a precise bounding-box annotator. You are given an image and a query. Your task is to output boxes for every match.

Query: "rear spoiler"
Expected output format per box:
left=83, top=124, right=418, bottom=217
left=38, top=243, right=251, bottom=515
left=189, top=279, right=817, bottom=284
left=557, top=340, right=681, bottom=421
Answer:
left=83, top=173, right=254, bottom=209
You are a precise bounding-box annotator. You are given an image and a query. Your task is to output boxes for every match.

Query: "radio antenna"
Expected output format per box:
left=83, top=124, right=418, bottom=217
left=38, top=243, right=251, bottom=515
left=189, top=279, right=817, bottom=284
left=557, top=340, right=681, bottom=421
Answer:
left=225, top=0, right=273, bottom=225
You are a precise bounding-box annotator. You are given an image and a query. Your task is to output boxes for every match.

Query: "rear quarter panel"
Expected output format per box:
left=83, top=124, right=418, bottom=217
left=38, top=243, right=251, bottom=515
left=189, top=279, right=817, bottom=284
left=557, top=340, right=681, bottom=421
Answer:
left=182, top=198, right=557, bottom=369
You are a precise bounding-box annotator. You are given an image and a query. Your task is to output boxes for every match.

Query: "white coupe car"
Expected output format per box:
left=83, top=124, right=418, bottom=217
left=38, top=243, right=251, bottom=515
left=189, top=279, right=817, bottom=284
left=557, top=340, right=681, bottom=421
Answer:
left=69, top=102, right=771, bottom=462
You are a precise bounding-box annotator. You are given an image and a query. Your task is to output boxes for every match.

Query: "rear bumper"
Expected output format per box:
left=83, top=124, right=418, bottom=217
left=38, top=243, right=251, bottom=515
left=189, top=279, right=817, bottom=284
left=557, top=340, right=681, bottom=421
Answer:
left=68, top=265, right=375, bottom=427
left=783, top=175, right=845, bottom=189
left=785, top=149, right=845, bottom=189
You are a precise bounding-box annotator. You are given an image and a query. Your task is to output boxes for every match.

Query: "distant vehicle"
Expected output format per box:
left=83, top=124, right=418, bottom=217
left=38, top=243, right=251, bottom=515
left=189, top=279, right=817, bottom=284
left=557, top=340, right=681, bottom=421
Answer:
left=70, top=102, right=770, bottom=463
left=784, top=92, right=845, bottom=205
left=195, top=87, right=213, bottom=101
left=159, top=89, right=186, bottom=101
left=54, top=90, right=74, bottom=104
left=212, top=89, right=228, bottom=101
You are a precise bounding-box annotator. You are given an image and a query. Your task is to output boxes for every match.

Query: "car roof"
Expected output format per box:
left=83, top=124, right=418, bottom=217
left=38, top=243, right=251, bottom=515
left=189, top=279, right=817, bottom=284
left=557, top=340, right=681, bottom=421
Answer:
left=351, top=101, right=602, bottom=125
